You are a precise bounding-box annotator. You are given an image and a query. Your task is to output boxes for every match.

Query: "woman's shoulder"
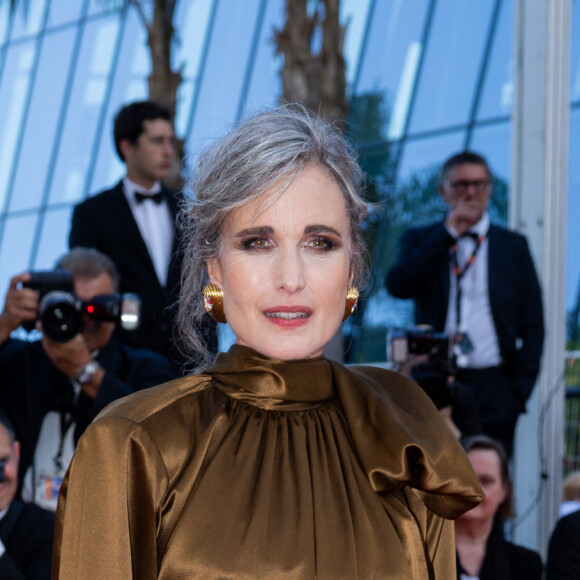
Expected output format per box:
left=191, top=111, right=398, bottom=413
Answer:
left=96, top=373, right=217, bottom=427
left=75, top=374, right=228, bottom=477
left=334, top=362, right=435, bottom=409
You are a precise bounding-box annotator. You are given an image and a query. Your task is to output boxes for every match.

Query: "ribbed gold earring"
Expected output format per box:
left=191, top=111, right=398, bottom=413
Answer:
left=202, top=283, right=227, bottom=323
left=343, top=287, right=359, bottom=321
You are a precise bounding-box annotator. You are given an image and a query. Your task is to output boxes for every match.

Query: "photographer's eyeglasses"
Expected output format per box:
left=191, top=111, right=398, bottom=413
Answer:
left=444, top=179, right=492, bottom=194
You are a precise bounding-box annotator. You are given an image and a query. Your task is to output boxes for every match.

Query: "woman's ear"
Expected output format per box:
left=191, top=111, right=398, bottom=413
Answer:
left=206, top=259, right=223, bottom=287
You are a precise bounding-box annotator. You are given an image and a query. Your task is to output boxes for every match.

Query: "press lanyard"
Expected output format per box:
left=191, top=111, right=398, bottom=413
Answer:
left=54, top=410, right=74, bottom=472
left=450, top=233, right=486, bottom=327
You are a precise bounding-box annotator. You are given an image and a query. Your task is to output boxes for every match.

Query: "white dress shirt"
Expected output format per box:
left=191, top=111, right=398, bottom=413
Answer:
left=122, top=177, right=173, bottom=287
left=444, top=212, right=502, bottom=369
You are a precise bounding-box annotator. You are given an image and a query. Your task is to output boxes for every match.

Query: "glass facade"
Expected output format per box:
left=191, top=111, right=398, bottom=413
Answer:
left=0, top=0, right=577, bottom=363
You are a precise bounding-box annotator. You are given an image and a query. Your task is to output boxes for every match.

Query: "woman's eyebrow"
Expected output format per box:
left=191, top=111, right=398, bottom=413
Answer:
left=304, top=224, right=342, bottom=236
left=234, top=226, right=274, bottom=238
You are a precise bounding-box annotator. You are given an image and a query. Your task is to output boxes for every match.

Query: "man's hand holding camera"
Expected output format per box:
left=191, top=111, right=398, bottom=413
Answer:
left=0, top=272, right=106, bottom=399
left=0, top=273, right=37, bottom=343
left=41, top=333, right=104, bottom=399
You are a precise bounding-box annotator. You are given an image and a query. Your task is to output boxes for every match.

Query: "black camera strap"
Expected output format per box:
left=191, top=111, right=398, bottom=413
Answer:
left=450, top=232, right=486, bottom=328
left=54, top=386, right=78, bottom=473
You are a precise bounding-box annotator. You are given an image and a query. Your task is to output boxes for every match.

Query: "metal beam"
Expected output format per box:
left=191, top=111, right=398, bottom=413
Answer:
left=511, top=0, right=571, bottom=556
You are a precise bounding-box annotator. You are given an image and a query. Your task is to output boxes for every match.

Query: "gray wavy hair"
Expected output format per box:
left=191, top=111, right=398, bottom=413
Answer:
left=176, top=104, right=368, bottom=369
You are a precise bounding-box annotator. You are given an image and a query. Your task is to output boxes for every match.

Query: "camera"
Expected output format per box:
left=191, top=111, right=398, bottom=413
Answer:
left=388, top=326, right=451, bottom=365
left=388, top=326, right=455, bottom=410
left=22, top=270, right=141, bottom=342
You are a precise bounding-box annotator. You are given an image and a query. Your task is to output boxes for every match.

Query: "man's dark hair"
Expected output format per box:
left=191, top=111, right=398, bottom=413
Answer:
left=0, top=408, right=16, bottom=443
left=440, top=150, right=492, bottom=181
left=113, top=100, right=172, bottom=162
left=55, top=247, right=120, bottom=292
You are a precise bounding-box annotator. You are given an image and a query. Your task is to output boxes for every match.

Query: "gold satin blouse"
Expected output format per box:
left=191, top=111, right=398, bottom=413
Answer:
left=53, top=345, right=483, bottom=579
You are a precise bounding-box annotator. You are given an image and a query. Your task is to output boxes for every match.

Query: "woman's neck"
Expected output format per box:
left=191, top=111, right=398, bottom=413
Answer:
left=455, top=517, right=494, bottom=544
left=455, top=518, right=494, bottom=576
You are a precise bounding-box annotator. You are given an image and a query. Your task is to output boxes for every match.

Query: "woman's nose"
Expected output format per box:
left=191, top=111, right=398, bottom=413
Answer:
left=274, top=249, right=305, bottom=293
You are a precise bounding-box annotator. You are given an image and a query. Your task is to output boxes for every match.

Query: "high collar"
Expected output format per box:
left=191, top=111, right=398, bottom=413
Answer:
left=205, top=345, right=334, bottom=410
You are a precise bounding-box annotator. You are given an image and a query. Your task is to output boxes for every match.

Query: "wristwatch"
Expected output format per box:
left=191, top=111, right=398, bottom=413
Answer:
left=75, top=361, right=101, bottom=385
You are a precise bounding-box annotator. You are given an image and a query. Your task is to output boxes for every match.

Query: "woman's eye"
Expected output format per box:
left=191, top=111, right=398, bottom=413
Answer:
left=244, top=237, right=272, bottom=249
left=306, top=237, right=334, bottom=250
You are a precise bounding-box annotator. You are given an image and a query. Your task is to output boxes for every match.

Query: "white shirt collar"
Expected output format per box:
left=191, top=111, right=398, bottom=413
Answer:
left=123, top=176, right=162, bottom=196
left=446, top=211, right=490, bottom=239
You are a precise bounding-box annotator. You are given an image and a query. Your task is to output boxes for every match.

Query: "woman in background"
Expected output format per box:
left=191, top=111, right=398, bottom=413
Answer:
left=53, top=105, right=482, bottom=579
left=455, top=435, right=542, bottom=579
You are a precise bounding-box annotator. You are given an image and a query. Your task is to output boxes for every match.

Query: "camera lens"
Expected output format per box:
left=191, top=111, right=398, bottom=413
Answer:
left=39, top=291, right=82, bottom=342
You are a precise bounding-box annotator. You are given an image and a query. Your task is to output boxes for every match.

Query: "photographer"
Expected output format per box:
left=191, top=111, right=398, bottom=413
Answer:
left=0, top=248, right=176, bottom=511
left=0, top=408, right=54, bottom=580
left=386, top=151, right=544, bottom=456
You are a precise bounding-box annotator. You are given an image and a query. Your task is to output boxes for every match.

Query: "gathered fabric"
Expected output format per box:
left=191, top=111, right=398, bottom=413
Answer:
left=53, top=345, right=482, bottom=579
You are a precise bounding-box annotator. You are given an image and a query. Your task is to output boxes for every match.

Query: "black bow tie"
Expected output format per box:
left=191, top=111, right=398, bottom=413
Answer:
left=460, top=231, right=479, bottom=241
left=135, top=191, right=164, bottom=205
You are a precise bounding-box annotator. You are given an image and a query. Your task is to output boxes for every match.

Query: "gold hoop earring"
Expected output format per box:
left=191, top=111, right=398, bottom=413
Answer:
left=202, top=283, right=227, bottom=323
left=343, top=287, right=359, bottom=321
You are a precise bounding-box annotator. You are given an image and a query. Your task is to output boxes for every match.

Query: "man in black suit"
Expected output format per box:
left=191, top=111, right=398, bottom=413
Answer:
left=547, top=509, right=580, bottom=579
left=0, top=409, right=54, bottom=579
left=386, top=151, right=544, bottom=455
left=69, top=100, right=192, bottom=365
left=0, top=248, right=176, bottom=511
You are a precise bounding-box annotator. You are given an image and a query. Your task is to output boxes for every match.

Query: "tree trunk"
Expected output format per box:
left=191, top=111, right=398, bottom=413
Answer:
left=275, top=0, right=348, bottom=127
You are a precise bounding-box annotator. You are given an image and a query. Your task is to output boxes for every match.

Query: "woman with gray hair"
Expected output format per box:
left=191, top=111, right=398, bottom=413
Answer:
left=53, top=105, right=482, bottom=579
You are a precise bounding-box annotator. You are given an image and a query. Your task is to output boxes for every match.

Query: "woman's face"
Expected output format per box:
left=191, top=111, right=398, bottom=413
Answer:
left=459, top=448, right=508, bottom=524
left=208, top=164, right=352, bottom=360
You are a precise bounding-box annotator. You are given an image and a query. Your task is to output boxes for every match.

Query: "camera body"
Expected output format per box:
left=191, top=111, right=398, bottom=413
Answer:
left=23, top=270, right=141, bottom=342
left=388, top=326, right=455, bottom=409
left=388, top=326, right=451, bottom=365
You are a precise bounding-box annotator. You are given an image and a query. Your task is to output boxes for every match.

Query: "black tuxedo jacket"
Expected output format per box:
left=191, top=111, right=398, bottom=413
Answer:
left=68, top=181, right=183, bottom=358
left=0, top=500, right=55, bottom=579
left=386, top=221, right=544, bottom=405
left=547, top=510, right=580, bottom=579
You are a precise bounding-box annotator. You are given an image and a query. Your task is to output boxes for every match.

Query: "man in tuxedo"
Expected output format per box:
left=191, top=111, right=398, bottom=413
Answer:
left=0, top=248, right=176, bottom=511
left=0, top=409, right=54, bottom=579
left=69, top=100, right=193, bottom=365
left=386, top=151, right=544, bottom=455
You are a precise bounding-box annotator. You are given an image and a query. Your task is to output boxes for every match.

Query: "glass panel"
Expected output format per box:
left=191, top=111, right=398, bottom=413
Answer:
left=89, top=8, right=148, bottom=194
left=572, top=0, right=580, bottom=103
left=408, top=0, right=495, bottom=134
left=47, top=0, right=84, bottom=27
left=239, top=0, right=285, bottom=115
left=186, top=0, right=263, bottom=147
left=9, top=0, right=48, bottom=40
left=341, top=0, right=372, bottom=87
left=0, top=213, right=38, bottom=301
left=349, top=132, right=465, bottom=363
left=469, top=121, right=510, bottom=225
left=0, top=43, right=35, bottom=211
left=353, top=0, right=429, bottom=141
left=49, top=16, right=121, bottom=205
left=566, top=108, right=580, bottom=323
left=476, top=0, right=513, bottom=121
left=9, top=28, right=76, bottom=212
left=88, top=0, right=123, bottom=17
left=173, top=0, right=215, bottom=135
left=33, top=207, right=73, bottom=269
left=0, top=3, right=11, bottom=45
